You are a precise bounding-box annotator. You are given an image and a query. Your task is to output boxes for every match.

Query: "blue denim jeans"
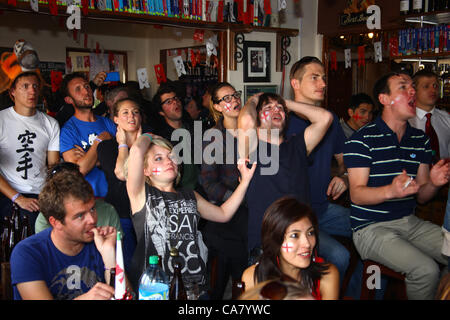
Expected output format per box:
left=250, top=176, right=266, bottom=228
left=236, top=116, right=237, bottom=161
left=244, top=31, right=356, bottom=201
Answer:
left=444, top=188, right=450, bottom=232
left=316, top=203, right=352, bottom=286
left=444, top=188, right=450, bottom=270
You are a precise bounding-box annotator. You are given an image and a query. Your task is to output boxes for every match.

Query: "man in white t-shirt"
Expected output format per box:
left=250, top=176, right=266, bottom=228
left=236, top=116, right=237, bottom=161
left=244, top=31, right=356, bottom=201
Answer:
left=0, top=71, right=60, bottom=231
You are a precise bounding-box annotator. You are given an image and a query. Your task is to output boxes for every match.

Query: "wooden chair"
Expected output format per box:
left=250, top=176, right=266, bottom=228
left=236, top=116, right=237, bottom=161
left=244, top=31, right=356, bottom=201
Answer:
left=1, top=262, right=13, bottom=300
left=360, top=260, right=407, bottom=300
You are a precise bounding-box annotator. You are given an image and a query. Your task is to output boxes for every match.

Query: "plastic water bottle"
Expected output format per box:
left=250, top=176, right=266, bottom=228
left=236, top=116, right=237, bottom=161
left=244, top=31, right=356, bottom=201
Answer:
left=138, top=255, right=169, bottom=300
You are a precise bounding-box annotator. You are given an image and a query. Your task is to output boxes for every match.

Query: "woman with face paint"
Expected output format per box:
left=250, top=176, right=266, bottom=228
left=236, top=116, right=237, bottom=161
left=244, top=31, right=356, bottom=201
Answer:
left=197, top=82, right=249, bottom=299
left=241, top=196, right=339, bottom=300
left=125, top=128, right=256, bottom=294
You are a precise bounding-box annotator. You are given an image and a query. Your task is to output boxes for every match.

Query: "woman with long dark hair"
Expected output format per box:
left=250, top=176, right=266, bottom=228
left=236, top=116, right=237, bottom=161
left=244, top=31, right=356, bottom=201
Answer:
left=242, top=196, right=339, bottom=300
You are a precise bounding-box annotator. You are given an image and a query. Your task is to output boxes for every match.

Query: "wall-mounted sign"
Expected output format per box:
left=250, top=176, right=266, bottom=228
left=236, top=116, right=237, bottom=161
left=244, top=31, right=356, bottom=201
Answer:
left=339, top=0, right=375, bottom=27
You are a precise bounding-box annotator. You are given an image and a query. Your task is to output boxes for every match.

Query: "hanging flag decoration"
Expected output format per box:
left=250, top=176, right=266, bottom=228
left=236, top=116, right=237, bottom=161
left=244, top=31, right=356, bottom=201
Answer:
left=278, top=0, right=286, bottom=11
left=344, top=48, right=351, bottom=69
left=154, top=64, right=167, bottom=84
left=330, top=50, right=337, bottom=71
left=193, top=29, right=205, bottom=42
left=48, top=0, right=58, bottom=15
left=137, top=68, right=150, bottom=89
left=173, top=56, right=187, bottom=77
left=389, top=36, right=398, bottom=57
left=30, top=0, right=39, bottom=12
left=217, top=0, right=224, bottom=22
left=190, top=49, right=197, bottom=68
left=206, top=35, right=218, bottom=58
left=84, top=55, right=90, bottom=68
left=50, top=71, right=63, bottom=92
left=374, top=41, right=382, bottom=62
left=66, top=56, right=73, bottom=74
left=7, top=0, right=17, bottom=7
left=81, top=0, right=89, bottom=15
left=264, top=0, right=271, bottom=14
left=358, top=45, right=365, bottom=67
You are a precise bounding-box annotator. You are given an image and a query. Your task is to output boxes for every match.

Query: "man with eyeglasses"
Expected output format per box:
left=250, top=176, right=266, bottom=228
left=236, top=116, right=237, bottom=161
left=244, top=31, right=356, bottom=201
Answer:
left=59, top=72, right=116, bottom=198
left=152, top=84, right=200, bottom=191
left=0, top=71, right=60, bottom=232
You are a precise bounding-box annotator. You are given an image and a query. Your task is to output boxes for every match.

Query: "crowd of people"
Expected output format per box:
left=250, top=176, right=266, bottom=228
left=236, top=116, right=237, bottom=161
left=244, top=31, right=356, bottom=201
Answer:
left=0, top=54, right=449, bottom=301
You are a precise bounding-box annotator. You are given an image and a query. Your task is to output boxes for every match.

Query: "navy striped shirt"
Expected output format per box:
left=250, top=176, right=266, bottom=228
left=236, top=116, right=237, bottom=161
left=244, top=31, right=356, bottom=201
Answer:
left=343, top=116, right=432, bottom=231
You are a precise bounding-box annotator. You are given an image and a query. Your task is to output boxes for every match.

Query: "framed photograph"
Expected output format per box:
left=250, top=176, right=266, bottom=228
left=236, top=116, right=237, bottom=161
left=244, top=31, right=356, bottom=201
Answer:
left=244, top=85, right=278, bottom=101
left=243, top=41, right=271, bottom=83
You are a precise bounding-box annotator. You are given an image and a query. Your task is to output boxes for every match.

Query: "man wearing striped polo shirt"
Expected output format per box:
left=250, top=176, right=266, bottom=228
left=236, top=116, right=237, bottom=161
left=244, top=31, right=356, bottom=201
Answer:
left=343, top=72, right=449, bottom=300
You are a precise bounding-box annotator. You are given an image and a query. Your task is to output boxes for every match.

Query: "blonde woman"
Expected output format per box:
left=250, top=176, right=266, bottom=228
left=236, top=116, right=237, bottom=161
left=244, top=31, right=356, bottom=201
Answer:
left=125, top=133, right=255, bottom=293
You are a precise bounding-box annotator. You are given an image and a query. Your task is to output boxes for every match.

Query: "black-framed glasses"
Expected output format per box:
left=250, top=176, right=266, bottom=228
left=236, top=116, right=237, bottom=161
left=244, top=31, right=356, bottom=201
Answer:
left=161, top=96, right=180, bottom=106
left=217, top=91, right=242, bottom=104
left=48, top=162, right=80, bottom=179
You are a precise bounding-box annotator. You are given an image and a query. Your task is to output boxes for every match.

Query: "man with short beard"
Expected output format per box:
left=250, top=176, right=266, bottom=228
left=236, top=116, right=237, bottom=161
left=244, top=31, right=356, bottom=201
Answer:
left=59, top=72, right=116, bottom=198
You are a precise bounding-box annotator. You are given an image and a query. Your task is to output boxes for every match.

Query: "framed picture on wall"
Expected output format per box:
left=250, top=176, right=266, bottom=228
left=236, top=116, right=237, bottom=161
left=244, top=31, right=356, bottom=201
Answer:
left=244, top=85, right=278, bottom=101
left=243, top=41, right=271, bottom=83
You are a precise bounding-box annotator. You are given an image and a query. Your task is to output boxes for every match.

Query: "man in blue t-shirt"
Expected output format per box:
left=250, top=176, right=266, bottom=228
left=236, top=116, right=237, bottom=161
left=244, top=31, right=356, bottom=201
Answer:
left=59, top=72, right=116, bottom=198
left=286, top=56, right=353, bottom=288
left=238, top=90, right=332, bottom=258
left=10, top=170, right=117, bottom=300
left=344, top=72, right=449, bottom=299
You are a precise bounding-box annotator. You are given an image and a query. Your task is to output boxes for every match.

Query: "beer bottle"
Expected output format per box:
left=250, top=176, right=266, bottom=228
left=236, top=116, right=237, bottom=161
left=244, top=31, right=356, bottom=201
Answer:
left=400, top=0, right=411, bottom=14
left=169, top=248, right=187, bottom=300
left=232, top=280, right=246, bottom=299
left=8, top=217, right=17, bottom=260
left=412, top=0, right=424, bottom=13
left=20, top=215, right=32, bottom=241
left=1, top=217, right=11, bottom=262
left=11, top=204, right=21, bottom=245
left=110, top=267, right=116, bottom=289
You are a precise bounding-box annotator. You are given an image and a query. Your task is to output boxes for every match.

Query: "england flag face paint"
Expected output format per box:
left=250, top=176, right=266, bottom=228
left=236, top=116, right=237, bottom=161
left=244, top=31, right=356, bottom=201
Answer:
left=224, top=102, right=233, bottom=112
left=152, top=167, right=162, bottom=176
left=281, top=242, right=294, bottom=253
left=280, top=217, right=316, bottom=270
left=260, top=110, right=271, bottom=123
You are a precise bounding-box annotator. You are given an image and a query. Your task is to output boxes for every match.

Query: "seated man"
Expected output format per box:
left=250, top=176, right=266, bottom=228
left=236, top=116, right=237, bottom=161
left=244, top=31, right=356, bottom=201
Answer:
left=59, top=72, right=116, bottom=198
left=340, top=93, right=374, bottom=139
left=10, top=169, right=117, bottom=300
left=34, top=162, right=123, bottom=235
left=344, top=71, right=449, bottom=300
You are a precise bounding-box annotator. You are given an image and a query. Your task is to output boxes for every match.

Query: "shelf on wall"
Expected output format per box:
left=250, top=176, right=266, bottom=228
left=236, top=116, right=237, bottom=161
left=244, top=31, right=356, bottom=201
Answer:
left=0, top=0, right=299, bottom=35
left=401, top=10, right=450, bottom=25
left=391, top=52, right=450, bottom=61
